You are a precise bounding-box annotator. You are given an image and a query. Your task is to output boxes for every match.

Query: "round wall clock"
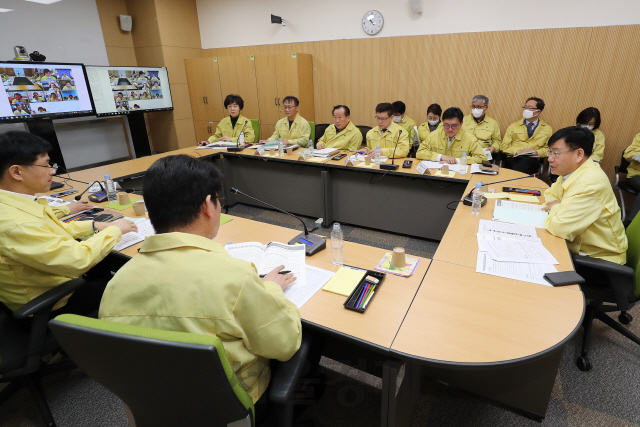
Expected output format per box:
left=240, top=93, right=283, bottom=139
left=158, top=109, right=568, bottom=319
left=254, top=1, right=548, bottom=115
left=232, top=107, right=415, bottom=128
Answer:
left=362, top=10, right=384, bottom=36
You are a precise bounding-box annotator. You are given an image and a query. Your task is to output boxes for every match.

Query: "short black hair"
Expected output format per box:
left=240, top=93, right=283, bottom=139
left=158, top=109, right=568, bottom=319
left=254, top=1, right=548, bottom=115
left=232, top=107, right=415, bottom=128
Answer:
left=392, top=101, right=406, bottom=115
left=143, top=155, right=224, bottom=234
left=548, top=126, right=594, bottom=157
left=375, top=102, right=393, bottom=117
left=0, top=131, right=51, bottom=178
left=282, top=96, right=299, bottom=106
left=576, top=107, right=601, bottom=130
left=43, top=69, right=51, bottom=74
left=332, top=105, right=350, bottom=116
left=526, top=97, right=545, bottom=111
left=118, top=92, right=123, bottom=95
left=224, top=94, right=244, bottom=110
left=442, top=107, right=464, bottom=122
left=427, top=103, right=442, bottom=117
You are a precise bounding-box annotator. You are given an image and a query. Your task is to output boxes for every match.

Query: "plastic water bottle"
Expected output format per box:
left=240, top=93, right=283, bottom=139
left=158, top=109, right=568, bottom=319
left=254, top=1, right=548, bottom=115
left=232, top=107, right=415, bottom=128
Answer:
left=471, top=183, right=483, bottom=215
left=331, top=222, right=344, bottom=265
left=104, top=174, right=117, bottom=203
left=308, top=139, right=314, bottom=157
left=459, top=153, right=468, bottom=175
left=239, top=132, right=245, bottom=145
left=374, top=145, right=381, bottom=165
left=278, top=138, right=284, bottom=157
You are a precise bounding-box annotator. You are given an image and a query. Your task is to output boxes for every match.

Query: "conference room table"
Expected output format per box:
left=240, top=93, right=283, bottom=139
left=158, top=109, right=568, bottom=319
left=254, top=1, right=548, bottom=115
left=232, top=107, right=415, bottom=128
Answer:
left=53, top=147, right=584, bottom=426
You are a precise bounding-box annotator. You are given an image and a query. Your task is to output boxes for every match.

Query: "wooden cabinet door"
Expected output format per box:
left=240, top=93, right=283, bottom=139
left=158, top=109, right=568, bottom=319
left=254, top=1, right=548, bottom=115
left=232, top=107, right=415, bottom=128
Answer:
left=194, top=120, right=212, bottom=144
left=217, top=56, right=239, bottom=101
left=259, top=124, right=276, bottom=141
left=254, top=55, right=281, bottom=125
left=235, top=56, right=260, bottom=122
left=275, top=54, right=299, bottom=101
left=185, top=59, right=207, bottom=122
left=202, top=58, right=224, bottom=122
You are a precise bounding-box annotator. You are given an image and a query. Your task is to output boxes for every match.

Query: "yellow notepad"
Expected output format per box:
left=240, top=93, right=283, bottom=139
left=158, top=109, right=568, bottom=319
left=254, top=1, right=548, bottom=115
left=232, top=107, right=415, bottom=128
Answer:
left=483, top=192, right=539, bottom=203
left=322, top=267, right=366, bottom=296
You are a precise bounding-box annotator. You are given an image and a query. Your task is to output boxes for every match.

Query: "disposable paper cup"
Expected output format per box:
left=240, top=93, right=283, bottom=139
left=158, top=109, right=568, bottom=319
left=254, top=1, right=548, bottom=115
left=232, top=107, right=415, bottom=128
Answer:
left=364, top=156, right=371, bottom=165
left=441, top=165, right=450, bottom=174
left=117, top=193, right=130, bottom=205
left=132, top=201, right=146, bottom=216
left=391, top=247, right=406, bottom=268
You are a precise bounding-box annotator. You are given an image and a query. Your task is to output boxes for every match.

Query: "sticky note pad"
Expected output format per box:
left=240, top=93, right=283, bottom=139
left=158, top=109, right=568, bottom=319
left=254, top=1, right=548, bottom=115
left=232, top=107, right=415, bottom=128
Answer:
left=322, top=267, right=366, bottom=296
left=483, top=192, right=509, bottom=199
left=508, top=194, right=540, bottom=203
left=219, top=215, right=233, bottom=225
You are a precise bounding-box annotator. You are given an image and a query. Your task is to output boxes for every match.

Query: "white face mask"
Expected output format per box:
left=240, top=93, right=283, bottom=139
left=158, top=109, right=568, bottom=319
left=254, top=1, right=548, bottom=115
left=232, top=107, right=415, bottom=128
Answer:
left=523, top=109, right=536, bottom=120
left=393, top=116, right=402, bottom=123
left=580, top=124, right=594, bottom=130
left=428, top=119, right=439, bottom=126
left=471, top=108, right=484, bottom=118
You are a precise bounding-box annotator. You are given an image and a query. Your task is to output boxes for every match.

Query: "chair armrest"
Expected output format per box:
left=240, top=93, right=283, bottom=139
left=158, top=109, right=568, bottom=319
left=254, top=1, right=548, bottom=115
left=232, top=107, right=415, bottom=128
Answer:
left=13, top=278, right=88, bottom=320
left=268, top=334, right=312, bottom=404
left=572, top=254, right=634, bottom=278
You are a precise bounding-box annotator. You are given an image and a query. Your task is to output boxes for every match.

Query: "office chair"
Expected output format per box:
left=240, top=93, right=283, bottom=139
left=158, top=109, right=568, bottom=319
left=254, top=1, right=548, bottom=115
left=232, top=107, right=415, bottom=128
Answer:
left=0, top=278, right=86, bottom=427
left=572, top=213, right=640, bottom=371
left=356, top=126, right=372, bottom=149
left=614, top=151, right=638, bottom=223
left=49, top=314, right=312, bottom=427
left=313, top=124, right=329, bottom=143
left=250, top=119, right=260, bottom=142
left=308, top=121, right=315, bottom=146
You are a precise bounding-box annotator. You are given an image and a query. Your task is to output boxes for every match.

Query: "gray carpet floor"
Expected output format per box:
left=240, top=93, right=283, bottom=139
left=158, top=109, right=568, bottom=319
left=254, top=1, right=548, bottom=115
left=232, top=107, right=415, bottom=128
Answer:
left=2, top=204, right=639, bottom=426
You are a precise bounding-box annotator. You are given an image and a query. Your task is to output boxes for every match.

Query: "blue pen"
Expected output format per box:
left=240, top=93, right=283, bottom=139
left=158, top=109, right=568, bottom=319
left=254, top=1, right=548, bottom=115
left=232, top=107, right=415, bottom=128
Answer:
left=355, top=283, right=370, bottom=309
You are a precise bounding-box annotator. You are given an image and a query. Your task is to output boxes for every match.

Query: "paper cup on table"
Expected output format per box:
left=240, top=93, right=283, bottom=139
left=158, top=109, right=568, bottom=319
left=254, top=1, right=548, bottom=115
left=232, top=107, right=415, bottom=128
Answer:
left=441, top=164, right=450, bottom=174
left=364, top=156, right=371, bottom=165
left=132, top=201, right=146, bottom=216
left=286, top=146, right=293, bottom=154
left=391, top=247, right=406, bottom=268
left=117, top=193, right=130, bottom=206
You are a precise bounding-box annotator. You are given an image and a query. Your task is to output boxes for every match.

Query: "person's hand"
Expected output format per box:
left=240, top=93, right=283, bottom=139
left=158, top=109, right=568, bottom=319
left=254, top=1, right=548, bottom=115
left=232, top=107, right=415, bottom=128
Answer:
left=96, top=219, right=138, bottom=234
left=487, top=146, right=495, bottom=153
left=219, top=136, right=233, bottom=142
left=516, top=148, right=537, bottom=155
left=198, top=141, right=208, bottom=147
left=262, top=265, right=297, bottom=291
left=412, top=140, right=419, bottom=147
left=440, top=155, right=457, bottom=164
left=355, top=148, right=369, bottom=154
left=66, top=201, right=89, bottom=215
left=258, top=140, right=268, bottom=144
left=542, top=200, right=560, bottom=212
left=317, top=142, right=325, bottom=149
left=281, top=139, right=289, bottom=145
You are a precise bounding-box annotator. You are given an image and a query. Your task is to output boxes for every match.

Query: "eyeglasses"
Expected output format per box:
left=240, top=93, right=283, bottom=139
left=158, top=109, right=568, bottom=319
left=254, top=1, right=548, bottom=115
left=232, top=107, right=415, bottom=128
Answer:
left=375, top=116, right=391, bottom=121
left=283, top=105, right=296, bottom=110
left=442, top=124, right=460, bottom=130
left=30, top=163, right=58, bottom=174
left=522, top=106, right=540, bottom=111
left=548, top=149, right=576, bottom=158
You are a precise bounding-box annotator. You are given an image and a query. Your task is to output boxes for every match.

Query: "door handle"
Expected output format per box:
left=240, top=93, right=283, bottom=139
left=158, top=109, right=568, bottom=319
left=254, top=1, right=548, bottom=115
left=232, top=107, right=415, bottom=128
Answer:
left=278, top=97, right=280, bottom=105
left=205, top=96, right=208, bottom=104
left=275, top=97, right=277, bottom=106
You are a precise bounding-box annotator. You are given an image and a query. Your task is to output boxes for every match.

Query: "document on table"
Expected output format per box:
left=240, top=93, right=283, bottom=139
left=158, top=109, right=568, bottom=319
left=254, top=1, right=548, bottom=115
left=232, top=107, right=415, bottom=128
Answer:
left=477, top=238, right=558, bottom=264
left=478, top=219, right=540, bottom=241
left=476, top=252, right=556, bottom=286
left=349, top=153, right=388, bottom=163
left=39, top=196, right=71, bottom=207
left=225, top=241, right=307, bottom=288
left=492, top=199, right=548, bottom=228
left=284, top=265, right=334, bottom=308
left=483, top=192, right=539, bottom=203
left=112, top=219, right=156, bottom=251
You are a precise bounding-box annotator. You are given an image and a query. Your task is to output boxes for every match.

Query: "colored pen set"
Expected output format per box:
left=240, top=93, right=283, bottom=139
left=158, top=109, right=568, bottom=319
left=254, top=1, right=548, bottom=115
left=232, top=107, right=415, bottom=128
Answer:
left=344, top=271, right=386, bottom=313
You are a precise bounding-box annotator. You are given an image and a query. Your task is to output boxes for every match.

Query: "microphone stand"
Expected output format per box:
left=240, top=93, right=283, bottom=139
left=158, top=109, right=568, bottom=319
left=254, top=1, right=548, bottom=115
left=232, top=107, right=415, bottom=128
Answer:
left=462, top=173, right=539, bottom=206
left=380, top=130, right=402, bottom=171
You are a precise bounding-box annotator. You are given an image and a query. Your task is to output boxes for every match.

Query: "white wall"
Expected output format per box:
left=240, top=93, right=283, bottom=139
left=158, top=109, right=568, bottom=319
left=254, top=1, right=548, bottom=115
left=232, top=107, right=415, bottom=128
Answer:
left=197, top=0, right=640, bottom=49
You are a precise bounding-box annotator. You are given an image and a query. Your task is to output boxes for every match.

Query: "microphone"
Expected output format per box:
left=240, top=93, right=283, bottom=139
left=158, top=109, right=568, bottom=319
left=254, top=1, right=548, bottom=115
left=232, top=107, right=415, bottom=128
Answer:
left=380, top=130, right=402, bottom=171
left=462, top=173, right=539, bottom=206
left=228, top=120, right=248, bottom=152
left=230, top=187, right=327, bottom=256
left=74, top=180, right=107, bottom=201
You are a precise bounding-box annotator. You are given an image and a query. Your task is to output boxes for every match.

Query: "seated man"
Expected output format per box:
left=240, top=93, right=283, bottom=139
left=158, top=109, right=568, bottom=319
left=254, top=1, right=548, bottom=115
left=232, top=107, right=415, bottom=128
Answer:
left=542, top=126, right=627, bottom=264
left=416, top=107, right=487, bottom=164
left=502, top=97, right=553, bottom=174
left=316, top=105, right=362, bottom=151
left=260, top=96, right=311, bottom=148
left=0, top=131, right=136, bottom=314
left=99, top=155, right=301, bottom=403
left=391, top=101, right=417, bottom=139
left=362, top=103, right=410, bottom=158
left=461, top=95, right=501, bottom=156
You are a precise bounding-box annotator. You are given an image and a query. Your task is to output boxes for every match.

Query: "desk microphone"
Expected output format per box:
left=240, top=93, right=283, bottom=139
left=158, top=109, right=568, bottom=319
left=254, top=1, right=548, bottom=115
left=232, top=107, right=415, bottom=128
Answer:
left=380, top=130, right=402, bottom=171
left=228, top=121, right=248, bottom=152
left=74, top=180, right=106, bottom=201
left=230, top=187, right=327, bottom=256
left=462, top=173, right=539, bottom=206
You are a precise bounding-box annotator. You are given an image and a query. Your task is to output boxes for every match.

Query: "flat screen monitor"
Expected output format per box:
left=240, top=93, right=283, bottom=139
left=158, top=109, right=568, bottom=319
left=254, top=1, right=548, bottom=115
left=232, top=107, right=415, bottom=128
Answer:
left=0, top=62, right=95, bottom=122
left=85, top=66, right=174, bottom=116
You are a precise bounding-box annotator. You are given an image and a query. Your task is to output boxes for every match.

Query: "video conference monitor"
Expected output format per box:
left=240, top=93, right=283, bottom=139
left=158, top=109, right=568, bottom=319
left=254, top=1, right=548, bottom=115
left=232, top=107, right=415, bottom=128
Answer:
left=85, top=65, right=174, bottom=116
left=0, top=62, right=95, bottom=122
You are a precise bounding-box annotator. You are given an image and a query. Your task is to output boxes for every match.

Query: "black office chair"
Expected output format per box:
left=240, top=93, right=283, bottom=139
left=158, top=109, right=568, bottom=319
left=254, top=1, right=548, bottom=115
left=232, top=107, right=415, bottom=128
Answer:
left=49, top=314, right=312, bottom=427
left=356, top=125, right=372, bottom=149
left=313, top=124, right=330, bottom=144
left=572, top=213, right=640, bottom=371
left=614, top=151, right=638, bottom=223
left=0, top=279, right=86, bottom=427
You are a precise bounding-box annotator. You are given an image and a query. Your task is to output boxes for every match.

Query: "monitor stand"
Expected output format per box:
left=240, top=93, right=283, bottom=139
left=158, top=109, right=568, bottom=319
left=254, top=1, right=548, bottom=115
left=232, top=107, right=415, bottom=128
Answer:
left=126, top=112, right=152, bottom=158
left=26, top=119, right=67, bottom=186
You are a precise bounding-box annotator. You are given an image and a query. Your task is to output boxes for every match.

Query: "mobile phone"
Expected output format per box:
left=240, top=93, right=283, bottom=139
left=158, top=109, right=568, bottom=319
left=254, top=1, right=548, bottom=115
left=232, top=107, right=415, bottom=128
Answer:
left=543, top=271, right=585, bottom=287
left=482, top=160, right=492, bottom=167
left=503, top=187, right=541, bottom=196
left=332, top=154, right=347, bottom=160
left=402, top=160, right=413, bottom=168
left=92, top=214, right=114, bottom=222
left=50, top=189, right=78, bottom=197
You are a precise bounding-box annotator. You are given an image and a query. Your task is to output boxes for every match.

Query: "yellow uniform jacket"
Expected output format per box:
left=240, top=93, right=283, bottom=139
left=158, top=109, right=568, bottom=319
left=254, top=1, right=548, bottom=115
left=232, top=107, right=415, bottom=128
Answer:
left=208, top=114, right=256, bottom=144
left=591, top=128, right=605, bottom=162
left=417, top=121, right=443, bottom=144
left=416, top=128, right=487, bottom=164
left=268, top=114, right=311, bottom=147
left=502, top=119, right=553, bottom=158
left=366, top=122, right=410, bottom=158
left=461, top=114, right=501, bottom=152
left=397, top=115, right=418, bottom=141
left=623, top=133, right=640, bottom=178
left=318, top=121, right=363, bottom=151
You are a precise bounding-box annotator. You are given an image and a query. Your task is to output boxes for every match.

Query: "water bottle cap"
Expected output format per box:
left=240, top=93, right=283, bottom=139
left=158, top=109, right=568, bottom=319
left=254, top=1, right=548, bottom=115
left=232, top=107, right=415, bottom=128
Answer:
left=462, top=153, right=467, bottom=156
left=104, top=174, right=110, bottom=179
left=333, top=222, right=340, bottom=229
left=376, top=145, right=380, bottom=149
left=476, top=183, right=482, bottom=187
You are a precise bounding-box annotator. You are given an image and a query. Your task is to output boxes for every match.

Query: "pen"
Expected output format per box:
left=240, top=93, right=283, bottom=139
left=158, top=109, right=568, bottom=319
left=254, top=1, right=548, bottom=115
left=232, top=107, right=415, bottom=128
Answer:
left=259, top=270, right=291, bottom=278
left=360, top=285, right=375, bottom=309
left=355, top=283, right=370, bottom=309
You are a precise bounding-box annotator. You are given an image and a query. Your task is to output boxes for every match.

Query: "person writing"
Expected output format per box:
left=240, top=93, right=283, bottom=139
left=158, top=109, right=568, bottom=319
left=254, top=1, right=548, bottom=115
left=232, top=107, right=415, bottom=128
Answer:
left=260, top=96, right=311, bottom=148
left=99, top=154, right=301, bottom=404
left=361, top=103, right=410, bottom=158
left=542, top=126, right=627, bottom=264
left=200, top=94, right=255, bottom=145
left=0, top=131, right=137, bottom=315
left=316, top=105, right=362, bottom=151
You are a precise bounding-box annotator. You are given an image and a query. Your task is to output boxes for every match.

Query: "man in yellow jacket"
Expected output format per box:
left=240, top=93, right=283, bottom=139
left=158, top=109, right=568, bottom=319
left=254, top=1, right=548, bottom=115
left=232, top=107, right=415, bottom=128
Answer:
left=461, top=95, right=501, bottom=156
left=502, top=97, right=553, bottom=174
left=622, top=132, right=640, bottom=221
left=361, top=103, right=410, bottom=158
left=202, top=94, right=255, bottom=145
left=542, top=126, right=627, bottom=264
left=417, top=107, right=487, bottom=164
left=392, top=101, right=418, bottom=141
left=317, top=105, right=362, bottom=151
left=0, top=131, right=137, bottom=314
left=261, top=96, right=311, bottom=148
left=99, top=155, right=302, bottom=405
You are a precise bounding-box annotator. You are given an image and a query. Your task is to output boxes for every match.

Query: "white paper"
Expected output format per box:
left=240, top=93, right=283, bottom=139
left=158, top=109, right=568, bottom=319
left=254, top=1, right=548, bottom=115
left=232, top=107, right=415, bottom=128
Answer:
left=493, top=199, right=549, bottom=228
left=283, top=265, right=334, bottom=308
left=417, top=160, right=445, bottom=169
left=478, top=219, right=539, bottom=241
left=476, top=251, right=556, bottom=286
left=477, top=239, right=559, bottom=265
left=633, top=153, right=640, bottom=163
left=349, top=154, right=388, bottom=163
left=482, top=148, right=493, bottom=161
left=39, top=196, right=71, bottom=207
left=415, top=161, right=430, bottom=175
left=497, top=200, right=544, bottom=211
left=112, top=219, right=156, bottom=251
left=196, top=145, right=227, bottom=150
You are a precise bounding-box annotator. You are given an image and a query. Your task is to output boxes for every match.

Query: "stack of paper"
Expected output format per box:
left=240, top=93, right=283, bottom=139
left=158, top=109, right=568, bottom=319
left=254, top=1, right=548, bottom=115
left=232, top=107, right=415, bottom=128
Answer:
left=284, top=265, right=334, bottom=308
left=349, top=153, right=389, bottom=163
left=113, top=219, right=156, bottom=251
left=492, top=199, right=548, bottom=228
left=313, top=148, right=340, bottom=158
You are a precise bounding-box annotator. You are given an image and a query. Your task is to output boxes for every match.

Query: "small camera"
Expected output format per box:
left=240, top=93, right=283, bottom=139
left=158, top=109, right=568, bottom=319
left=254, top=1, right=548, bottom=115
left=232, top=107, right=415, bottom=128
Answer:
left=13, top=46, right=30, bottom=61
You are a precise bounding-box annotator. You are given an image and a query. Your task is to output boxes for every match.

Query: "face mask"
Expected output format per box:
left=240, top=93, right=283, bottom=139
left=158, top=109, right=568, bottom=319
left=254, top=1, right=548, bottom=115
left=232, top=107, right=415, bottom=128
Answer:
left=472, top=108, right=484, bottom=118
left=580, top=124, right=594, bottom=130
left=428, top=119, right=439, bottom=126
left=393, top=116, right=402, bottom=123
left=523, top=109, right=536, bottom=120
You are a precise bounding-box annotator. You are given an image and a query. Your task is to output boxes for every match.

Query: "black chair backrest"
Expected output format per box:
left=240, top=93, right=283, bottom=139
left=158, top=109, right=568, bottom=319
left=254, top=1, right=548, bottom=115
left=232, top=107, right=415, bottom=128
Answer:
left=49, top=321, right=252, bottom=427
left=314, top=123, right=330, bottom=143
left=620, top=150, right=631, bottom=174
left=356, top=126, right=372, bottom=147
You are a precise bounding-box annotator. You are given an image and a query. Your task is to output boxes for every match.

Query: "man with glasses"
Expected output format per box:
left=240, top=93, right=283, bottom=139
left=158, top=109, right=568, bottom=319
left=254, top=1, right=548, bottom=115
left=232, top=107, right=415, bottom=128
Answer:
left=0, top=131, right=137, bottom=315
left=361, top=102, right=410, bottom=158
left=261, top=96, right=311, bottom=148
left=417, top=107, right=487, bottom=164
left=317, top=105, right=362, bottom=151
left=461, top=95, right=501, bottom=156
left=542, top=126, right=627, bottom=263
left=501, top=97, right=553, bottom=174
